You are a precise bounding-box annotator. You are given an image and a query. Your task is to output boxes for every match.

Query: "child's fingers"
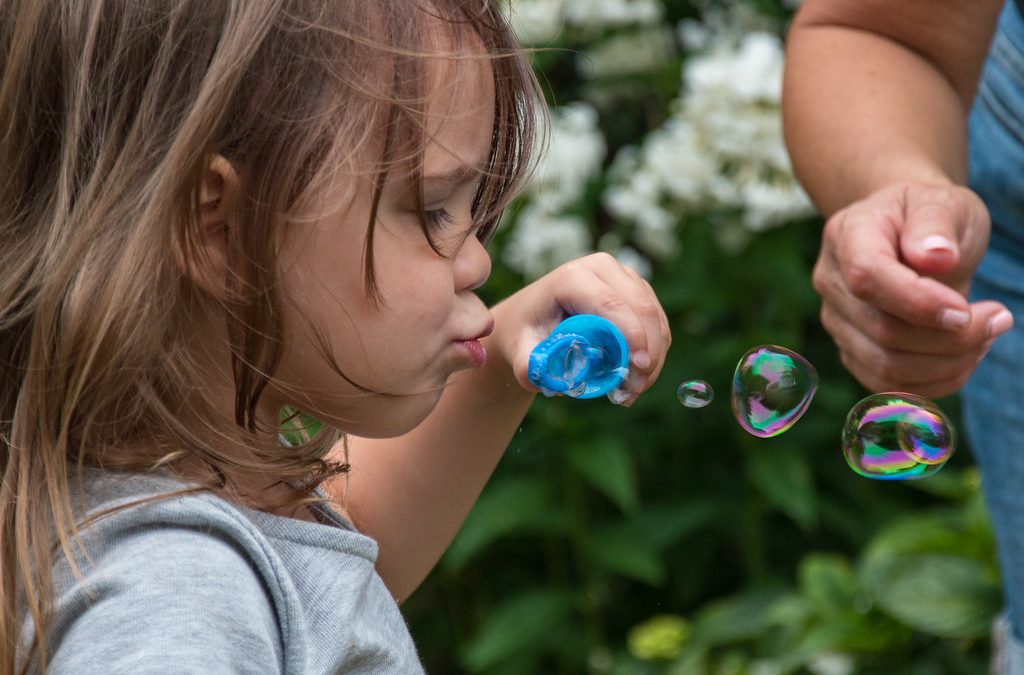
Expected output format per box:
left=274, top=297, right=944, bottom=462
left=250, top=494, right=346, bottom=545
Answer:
left=608, top=265, right=670, bottom=399
left=551, top=254, right=670, bottom=399
left=554, top=257, right=650, bottom=358
left=621, top=265, right=671, bottom=379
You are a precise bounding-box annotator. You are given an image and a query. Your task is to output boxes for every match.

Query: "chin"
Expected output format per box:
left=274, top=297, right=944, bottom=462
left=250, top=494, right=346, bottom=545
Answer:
left=325, top=390, right=443, bottom=439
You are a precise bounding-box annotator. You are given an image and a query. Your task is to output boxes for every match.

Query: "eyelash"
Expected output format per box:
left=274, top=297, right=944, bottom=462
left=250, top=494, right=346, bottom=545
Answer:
left=423, top=207, right=495, bottom=244
left=424, top=207, right=456, bottom=231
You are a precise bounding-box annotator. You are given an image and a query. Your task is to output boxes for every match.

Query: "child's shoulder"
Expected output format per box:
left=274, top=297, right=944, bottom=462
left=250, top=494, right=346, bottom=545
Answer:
left=45, top=469, right=291, bottom=672
left=41, top=468, right=423, bottom=674
left=64, top=466, right=298, bottom=605
left=72, top=467, right=377, bottom=560
left=72, top=467, right=276, bottom=555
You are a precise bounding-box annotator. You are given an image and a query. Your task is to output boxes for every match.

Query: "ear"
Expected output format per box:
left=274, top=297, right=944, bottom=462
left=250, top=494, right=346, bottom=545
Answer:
left=179, top=155, right=241, bottom=297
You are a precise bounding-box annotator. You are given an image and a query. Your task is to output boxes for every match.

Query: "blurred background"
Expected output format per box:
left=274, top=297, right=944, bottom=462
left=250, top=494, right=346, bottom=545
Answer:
left=404, top=1, right=1001, bottom=672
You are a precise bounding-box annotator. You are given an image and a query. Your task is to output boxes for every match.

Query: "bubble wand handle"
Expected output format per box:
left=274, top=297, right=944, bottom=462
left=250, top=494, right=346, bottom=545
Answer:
left=527, top=314, right=629, bottom=399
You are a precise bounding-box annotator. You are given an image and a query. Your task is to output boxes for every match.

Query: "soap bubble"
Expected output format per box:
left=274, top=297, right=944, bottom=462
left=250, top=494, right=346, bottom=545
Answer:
left=731, top=345, right=818, bottom=437
left=677, top=380, right=714, bottom=408
left=842, top=392, right=956, bottom=480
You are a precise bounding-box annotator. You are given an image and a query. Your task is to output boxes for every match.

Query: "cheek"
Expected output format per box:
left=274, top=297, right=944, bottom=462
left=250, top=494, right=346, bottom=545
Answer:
left=373, top=250, right=455, bottom=314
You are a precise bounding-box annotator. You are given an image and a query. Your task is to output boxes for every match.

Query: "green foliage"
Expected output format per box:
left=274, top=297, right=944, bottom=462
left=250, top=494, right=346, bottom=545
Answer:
left=401, top=1, right=1000, bottom=673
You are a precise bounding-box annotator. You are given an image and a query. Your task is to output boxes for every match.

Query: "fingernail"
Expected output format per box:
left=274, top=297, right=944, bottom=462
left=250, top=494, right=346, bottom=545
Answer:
left=988, top=310, right=1014, bottom=338
left=939, top=308, right=970, bottom=329
left=629, top=372, right=648, bottom=392
left=631, top=351, right=651, bottom=369
left=607, top=388, right=632, bottom=406
left=921, top=235, right=955, bottom=254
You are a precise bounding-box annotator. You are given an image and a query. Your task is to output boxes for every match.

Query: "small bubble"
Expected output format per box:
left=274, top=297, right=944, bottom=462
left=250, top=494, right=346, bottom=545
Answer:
left=842, top=392, right=956, bottom=480
left=677, top=380, right=714, bottom=408
left=731, top=345, right=818, bottom=437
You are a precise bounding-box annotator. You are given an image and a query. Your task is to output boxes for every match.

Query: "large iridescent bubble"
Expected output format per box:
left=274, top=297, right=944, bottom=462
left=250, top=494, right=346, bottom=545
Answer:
left=842, top=392, right=956, bottom=480
left=731, top=345, right=818, bottom=437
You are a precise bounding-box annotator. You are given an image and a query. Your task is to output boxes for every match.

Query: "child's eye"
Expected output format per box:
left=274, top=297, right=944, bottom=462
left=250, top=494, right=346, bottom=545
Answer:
left=424, top=207, right=456, bottom=231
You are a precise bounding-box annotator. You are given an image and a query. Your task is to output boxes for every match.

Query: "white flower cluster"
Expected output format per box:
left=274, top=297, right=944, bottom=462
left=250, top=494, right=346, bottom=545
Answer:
left=604, top=30, right=814, bottom=257
left=508, top=0, right=663, bottom=44
left=501, top=4, right=813, bottom=279
left=526, top=104, right=607, bottom=213
left=502, top=104, right=604, bottom=280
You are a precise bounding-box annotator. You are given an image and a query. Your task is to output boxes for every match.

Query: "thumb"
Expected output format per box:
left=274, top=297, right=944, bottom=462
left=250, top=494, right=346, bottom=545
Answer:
left=899, top=194, right=962, bottom=277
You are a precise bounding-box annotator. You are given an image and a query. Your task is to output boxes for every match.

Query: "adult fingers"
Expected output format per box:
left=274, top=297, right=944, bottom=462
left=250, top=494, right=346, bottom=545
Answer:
left=826, top=206, right=971, bottom=329
left=899, top=184, right=991, bottom=281
left=822, top=305, right=989, bottom=397
left=821, top=296, right=1012, bottom=356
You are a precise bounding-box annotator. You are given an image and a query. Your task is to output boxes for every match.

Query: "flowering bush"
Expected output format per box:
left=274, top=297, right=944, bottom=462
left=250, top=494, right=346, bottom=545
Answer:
left=404, top=2, right=999, bottom=674
left=502, top=1, right=814, bottom=282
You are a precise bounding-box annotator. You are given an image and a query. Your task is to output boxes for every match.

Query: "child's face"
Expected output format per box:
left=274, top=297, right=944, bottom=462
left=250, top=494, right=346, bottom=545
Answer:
left=269, top=49, right=498, bottom=438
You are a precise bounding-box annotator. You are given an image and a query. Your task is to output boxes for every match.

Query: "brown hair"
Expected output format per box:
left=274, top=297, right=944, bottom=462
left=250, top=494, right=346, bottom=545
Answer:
left=0, top=1, right=538, bottom=671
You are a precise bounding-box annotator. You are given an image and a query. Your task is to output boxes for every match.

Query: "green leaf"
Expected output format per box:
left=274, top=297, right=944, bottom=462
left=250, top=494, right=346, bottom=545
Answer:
left=442, top=477, right=567, bottom=573
left=904, top=467, right=974, bottom=500
left=627, top=615, right=691, bottom=660
left=862, top=553, right=1000, bottom=638
left=630, top=500, right=724, bottom=550
left=666, top=645, right=709, bottom=675
left=787, top=616, right=910, bottom=665
left=568, top=437, right=640, bottom=514
left=461, top=590, right=576, bottom=672
left=765, top=592, right=815, bottom=629
left=855, top=509, right=1000, bottom=638
left=690, top=586, right=786, bottom=646
left=583, top=521, right=666, bottom=586
left=861, top=512, right=974, bottom=561
left=747, top=444, right=817, bottom=531
left=798, top=554, right=856, bottom=618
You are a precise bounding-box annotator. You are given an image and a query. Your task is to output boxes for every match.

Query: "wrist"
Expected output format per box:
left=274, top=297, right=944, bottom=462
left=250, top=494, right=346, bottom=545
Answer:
left=862, top=159, right=960, bottom=199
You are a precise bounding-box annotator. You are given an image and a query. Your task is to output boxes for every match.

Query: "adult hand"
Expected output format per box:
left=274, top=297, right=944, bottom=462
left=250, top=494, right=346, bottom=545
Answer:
left=813, top=182, right=1013, bottom=398
left=490, top=253, right=671, bottom=407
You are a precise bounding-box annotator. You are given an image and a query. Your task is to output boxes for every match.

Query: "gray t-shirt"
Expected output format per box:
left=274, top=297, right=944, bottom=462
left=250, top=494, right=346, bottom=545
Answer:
left=21, top=470, right=425, bottom=674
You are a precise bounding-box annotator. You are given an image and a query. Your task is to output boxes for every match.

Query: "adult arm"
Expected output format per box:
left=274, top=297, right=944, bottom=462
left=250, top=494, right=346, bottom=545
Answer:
left=782, top=0, right=1012, bottom=396
left=335, top=253, right=670, bottom=602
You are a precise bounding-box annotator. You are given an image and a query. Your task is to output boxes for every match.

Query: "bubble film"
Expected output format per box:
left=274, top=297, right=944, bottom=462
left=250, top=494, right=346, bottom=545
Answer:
left=731, top=345, right=818, bottom=437
left=841, top=392, right=956, bottom=480
left=677, top=380, right=714, bottom=408
left=560, top=340, right=590, bottom=386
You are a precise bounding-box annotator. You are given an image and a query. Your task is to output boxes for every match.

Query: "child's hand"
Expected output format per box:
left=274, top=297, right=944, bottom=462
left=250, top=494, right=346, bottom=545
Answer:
left=489, top=253, right=671, bottom=406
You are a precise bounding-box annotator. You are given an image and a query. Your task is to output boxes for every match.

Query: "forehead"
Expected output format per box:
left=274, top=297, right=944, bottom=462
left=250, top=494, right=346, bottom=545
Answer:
left=419, top=28, right=496, bottom=176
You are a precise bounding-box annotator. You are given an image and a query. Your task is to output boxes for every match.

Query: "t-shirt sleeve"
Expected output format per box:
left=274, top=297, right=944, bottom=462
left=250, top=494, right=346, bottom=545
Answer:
left=44, top=525, right=284, bottom=674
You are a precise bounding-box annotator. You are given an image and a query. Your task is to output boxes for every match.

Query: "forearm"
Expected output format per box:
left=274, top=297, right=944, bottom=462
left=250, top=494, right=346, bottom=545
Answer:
left=782, top=0, right=1001, bottom=215
left=335, top=315, right=534, bottom=602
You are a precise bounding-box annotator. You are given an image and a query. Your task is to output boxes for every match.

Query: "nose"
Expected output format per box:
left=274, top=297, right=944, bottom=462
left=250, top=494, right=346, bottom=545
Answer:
left=454, top=232, right=492, bottom=292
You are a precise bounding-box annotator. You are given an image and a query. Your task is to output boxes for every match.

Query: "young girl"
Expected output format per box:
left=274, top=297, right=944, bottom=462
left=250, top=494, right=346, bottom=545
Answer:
left=0, top=1, right=670, bottom=672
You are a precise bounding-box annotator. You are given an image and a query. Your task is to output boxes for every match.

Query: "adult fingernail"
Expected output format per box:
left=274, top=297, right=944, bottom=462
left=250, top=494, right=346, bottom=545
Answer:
left=988, top=310, right=1014, bottom=338
left=939, top=308, right=970, bottom=329
left=631, top=351, right=651, bottom=369
left=921, top=235, right=955, bottom=254
left=629, top=372, right=648, bottom=392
